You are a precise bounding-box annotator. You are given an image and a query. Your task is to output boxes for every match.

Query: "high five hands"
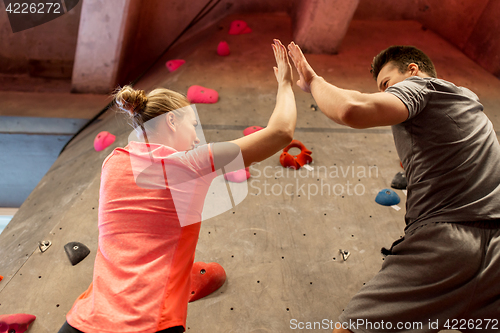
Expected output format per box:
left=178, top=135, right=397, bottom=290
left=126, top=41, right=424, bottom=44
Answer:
left=273, top=39, right=318, bottom=93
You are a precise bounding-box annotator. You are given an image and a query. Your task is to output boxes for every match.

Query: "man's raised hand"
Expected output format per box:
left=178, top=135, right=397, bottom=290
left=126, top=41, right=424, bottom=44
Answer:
left=287, top=41, right=318, bottom=93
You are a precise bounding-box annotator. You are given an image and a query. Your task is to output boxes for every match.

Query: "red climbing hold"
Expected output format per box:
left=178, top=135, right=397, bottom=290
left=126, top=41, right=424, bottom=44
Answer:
left=187, top=85, right=219, bottom=104
left=165, top=59, right=185, bottom=72
left=0, top=314, right=36, bottom=333
left=217, top=41, right=230, bottom=56
left=0, top=275, right=3, bottom=282
left=224, top=167, right=250, bottom=183
left=243, top=126, right=264, bottom=136
left=94, top=131, right=116, bottom=152
left=228, top=20, right=252, bottom=35
left=280, top=140, right=313, bottom=170
left=189, top=262, right=226, bottom=302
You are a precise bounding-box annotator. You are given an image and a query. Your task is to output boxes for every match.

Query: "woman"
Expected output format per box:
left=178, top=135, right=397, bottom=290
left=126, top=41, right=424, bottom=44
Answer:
left=58, top=39, right=296, bottom=333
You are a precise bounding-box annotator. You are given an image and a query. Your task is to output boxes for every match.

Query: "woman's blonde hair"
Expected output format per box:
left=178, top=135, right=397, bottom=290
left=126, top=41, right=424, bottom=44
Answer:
left=113, top=85, right=191, bottom=132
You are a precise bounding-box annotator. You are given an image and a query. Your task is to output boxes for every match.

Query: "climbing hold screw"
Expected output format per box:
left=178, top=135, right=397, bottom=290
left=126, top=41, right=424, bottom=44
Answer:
left=339, top=249, right=350, bottom=261
left=39, top=240, right=52, bottom=253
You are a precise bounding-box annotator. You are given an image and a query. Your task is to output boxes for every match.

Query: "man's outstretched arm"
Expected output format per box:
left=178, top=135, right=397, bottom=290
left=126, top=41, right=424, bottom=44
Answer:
left=287, top=41, right=408, bottom=129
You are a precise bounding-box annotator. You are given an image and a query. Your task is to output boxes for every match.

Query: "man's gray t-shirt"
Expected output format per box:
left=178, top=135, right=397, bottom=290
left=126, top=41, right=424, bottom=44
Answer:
left=386, top=76, right=500, bottom=231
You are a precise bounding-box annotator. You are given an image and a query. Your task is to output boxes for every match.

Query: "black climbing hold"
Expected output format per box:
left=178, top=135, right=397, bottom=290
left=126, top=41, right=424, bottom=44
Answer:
left=380, top=247, right=392, bottom=256
left=64, top=242, right=90, bottom=266
left=391, top=171, right=407, bottom=190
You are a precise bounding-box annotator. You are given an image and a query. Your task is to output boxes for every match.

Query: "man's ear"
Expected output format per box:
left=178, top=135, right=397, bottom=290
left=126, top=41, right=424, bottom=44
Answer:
left=166, top=112, right=176, bottom=132
left=408, top=63, right=419, bottom=76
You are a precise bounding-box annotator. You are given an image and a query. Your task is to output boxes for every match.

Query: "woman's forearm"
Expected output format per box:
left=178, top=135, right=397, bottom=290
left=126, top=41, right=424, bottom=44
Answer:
left=267, top=81, right=297, bottom=142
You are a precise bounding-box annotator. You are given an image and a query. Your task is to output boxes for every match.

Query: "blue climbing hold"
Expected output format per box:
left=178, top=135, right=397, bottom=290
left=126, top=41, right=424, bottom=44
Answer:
left=375, top=188, right=400, bottom=206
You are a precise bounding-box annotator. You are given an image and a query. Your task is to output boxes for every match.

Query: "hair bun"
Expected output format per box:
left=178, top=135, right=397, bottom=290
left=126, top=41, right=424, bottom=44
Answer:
left=113, top=85, right=148, bottom=117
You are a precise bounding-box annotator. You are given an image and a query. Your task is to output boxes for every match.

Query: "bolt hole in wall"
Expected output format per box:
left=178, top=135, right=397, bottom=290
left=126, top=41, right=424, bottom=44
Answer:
left=0, top=208, right=18, bottom=235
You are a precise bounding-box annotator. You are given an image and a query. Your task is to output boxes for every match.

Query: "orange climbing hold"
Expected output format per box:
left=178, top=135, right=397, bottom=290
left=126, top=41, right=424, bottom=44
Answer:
left=0, top=313, right=36, bottom=333
left=189, top=262, right=226, bottom=302
left=280, top=140, right=313, bottom=170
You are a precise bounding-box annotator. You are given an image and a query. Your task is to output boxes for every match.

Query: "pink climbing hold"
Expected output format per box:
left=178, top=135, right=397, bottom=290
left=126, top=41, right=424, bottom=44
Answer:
left=189, top=262, right=226, bottom=302
left=165, top=59, right=185, bottom=72
left=94, top=131, right=116, bottom=152
left=0, top=313, right=36, bottom=333
left=217, top=41, right=230, bottom=56
left=243, top=126, right=264, bottom=136
left=229, top=20, right=252, bottom=35
left=224, top=167, right=250, bottom=183
left=187, top=85, right=219, bottom=104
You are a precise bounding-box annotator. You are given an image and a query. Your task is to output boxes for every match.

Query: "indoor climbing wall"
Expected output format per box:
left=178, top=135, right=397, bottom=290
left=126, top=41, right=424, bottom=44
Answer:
left=2, top=13, right=499, bottom=333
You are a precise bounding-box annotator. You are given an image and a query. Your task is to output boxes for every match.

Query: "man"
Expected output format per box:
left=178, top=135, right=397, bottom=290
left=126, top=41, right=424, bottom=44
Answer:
left=287, top=42, right=500, bottom=332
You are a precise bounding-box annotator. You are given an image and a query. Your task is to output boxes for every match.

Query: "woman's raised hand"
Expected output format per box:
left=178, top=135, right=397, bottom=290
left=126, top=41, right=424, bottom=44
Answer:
left=272, top=39, right=293, bottom=85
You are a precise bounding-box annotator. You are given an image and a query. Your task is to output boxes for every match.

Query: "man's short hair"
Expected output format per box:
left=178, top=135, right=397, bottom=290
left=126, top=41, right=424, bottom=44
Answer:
left=371, top=46, right=437, bottom=80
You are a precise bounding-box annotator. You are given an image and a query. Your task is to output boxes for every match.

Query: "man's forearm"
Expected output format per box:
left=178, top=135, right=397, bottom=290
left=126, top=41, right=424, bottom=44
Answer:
left=310, top=76, right=362, bottom=126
